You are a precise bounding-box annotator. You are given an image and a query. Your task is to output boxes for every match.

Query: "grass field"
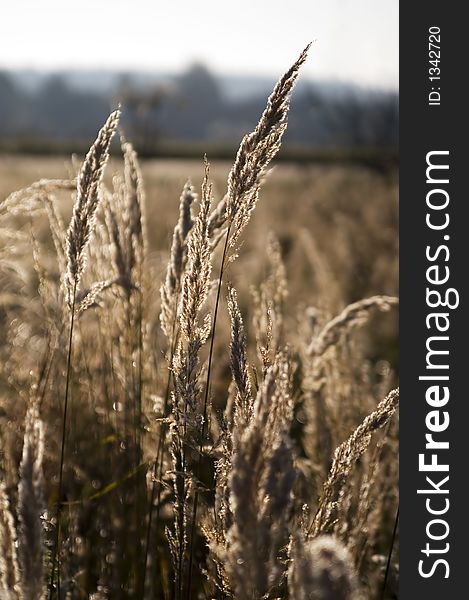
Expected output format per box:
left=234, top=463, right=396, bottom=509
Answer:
left=0, top=152, right=398, bottom=306
left=0, top=51, right=399, bottom=600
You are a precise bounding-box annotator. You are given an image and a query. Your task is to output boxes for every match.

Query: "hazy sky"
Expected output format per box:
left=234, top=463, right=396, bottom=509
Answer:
left=1, top=0, right=398, bottom=89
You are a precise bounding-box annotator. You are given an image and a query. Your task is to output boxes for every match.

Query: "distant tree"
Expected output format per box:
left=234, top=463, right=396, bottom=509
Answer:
left=117, top=75, right=167, bottom=151
left=31, top=75, right=110, bottom=140
left=158, top=63, right=225, bottom=140
left=177, top=63, right=222, bottom=104
left=286, top=85, right=398, bottom=148
left=0, top=72, right=25, bottom=135
left=0, top=67, right=398, bottom=151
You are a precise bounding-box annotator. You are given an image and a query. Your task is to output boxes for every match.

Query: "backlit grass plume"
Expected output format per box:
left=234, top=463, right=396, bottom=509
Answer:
left=0, top=44, right=399, bottom=600
left=227, top=284, right=252, bottom=427
left=160, top=180, right=196, bottom=339
left=18, top=405, right=45, bottom=600
left=0, top=404, right=45, bottom=600
left=63, top=108, right=120, bottom=306
left=0, top=482, right=20, bottom=598
left=310, top=388, right=399, bottom=537
left=209, top=43, right=311, bottom=246
left=208, top=356, right=295, bottom=598
left=307, top=295, right=398, bottom=357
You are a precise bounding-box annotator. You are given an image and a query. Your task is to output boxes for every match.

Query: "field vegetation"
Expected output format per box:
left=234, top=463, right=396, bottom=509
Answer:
left=0, top=46, right=398, bottom=599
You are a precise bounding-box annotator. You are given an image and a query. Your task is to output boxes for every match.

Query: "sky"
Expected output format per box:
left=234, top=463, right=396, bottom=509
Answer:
left=0, top=0, right=398, bottom=89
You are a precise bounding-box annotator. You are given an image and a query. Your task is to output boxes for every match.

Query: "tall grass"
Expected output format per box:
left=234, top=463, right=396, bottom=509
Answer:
left=0, top=46, right=399, bottom=599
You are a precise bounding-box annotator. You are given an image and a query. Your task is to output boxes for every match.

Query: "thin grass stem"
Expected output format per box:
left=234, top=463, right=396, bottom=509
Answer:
left=141, top=291, right=180, bottom=599
left=186, top=222, right=231, bottom=599
left=48, top=280, right=77, bottom=599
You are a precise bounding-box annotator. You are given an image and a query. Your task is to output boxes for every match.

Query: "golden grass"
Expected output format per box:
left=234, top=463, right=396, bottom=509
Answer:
left=0, top=48, right=398, bottom=600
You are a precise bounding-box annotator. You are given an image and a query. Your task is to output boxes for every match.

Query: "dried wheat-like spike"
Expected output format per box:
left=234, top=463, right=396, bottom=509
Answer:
left=348, top=419, right=393, bottom=557
left=167, top=419, right=194, bottom=594
left=266, top=233, right=288, bottom=311
left=167, top=165, right=214, bottom=596
left=289, top=533, right=358, bottom=600
left=227, top=284, right=252, bottom=427
left=213, top=428, right=234, bottom=531
left=160, top=180, right=196, bottom=339
left=76, top=279, right=115, bottom=314
left=64, top=109, right=120, bottom=306
left=122, top=138, right=146, bottom=273
left=105, top=196, right=129, bottom=289
left=307, top=295, right=398, bottom=357
left=0, top=179, right=76, bottom=218
left=254, top=352, right=293, bottom=434
left=17, top=404, right=45, bottom=600
left=171, top=337, right=201, bottom=429
left=310, top=388, right=399, bottom=537
left=179, top=163, right=212, bottom=343
left=0, top=482, right=20, bottom=598
left=168, top=341, right=201, bottom=595
left=219, top=357, right=294, bottom=597
left=251, top=234, right=288, bottom=363
left=209, top=44, right=311, bottom=244
left=30, top=225, right=50, bottom=307
left=43, top=193, right=67, bottom=277
left=225, top=431, right=295, bottom=598
left=207, top=194, right=227, bottom=238
left=299, top=227, right=342, bottom=308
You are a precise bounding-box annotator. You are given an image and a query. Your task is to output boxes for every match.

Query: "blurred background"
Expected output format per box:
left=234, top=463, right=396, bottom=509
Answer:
left=0, top=0, right=398, bottom=158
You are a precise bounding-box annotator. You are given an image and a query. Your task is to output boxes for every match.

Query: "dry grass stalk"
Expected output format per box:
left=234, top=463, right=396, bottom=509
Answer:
left=0, top=482, right=20, bottom=598
left=105, top=139, right=146, bottom=300
left=180, top=164, right=212, bottom=345
left=208, top=43, right=311, bottom=246
left=1, top=179, right=76, bottom=218
left=143, top=179, right=196, bottom=596
left=49, top=110, right=120, bottom=599
left=168, top=342, right=199, bottom=599
left=30, top=228, right=57, bottom=327
left=252, top=289, right=274, bottom=375
left=167, top=421, right=193, bottom=599
left=251, top=233, right=288, bottom=370
left=122, top=138, right=146, bottom=272
left=160, top=180, right=196, bottom=339
left=307, top=295, right=398, bottom=357
left=17, top=404, right=45, bottom=600
left=190, top=47, right=310, bottom=592
left=310, top=388, right=399, bottom=537
left=102, top=182, right=138, bottom=304
left=167, top=163, right=213, bottom=598
left=226, top=285, right=252, bottom=428
left=43, top=194, right=67, bottom=279
left=265, top=233, right=288, bottom=315
left=106, top=198, right=129, bottom=289
left=63, top=109, right=120, bottom=306
left=75, top=279, right=115, bottom=314
left=347, top=419, right=394, bottom=563
left=0, top=45, right=399, bottom=600
left=210, top=356, right=295, bottom=598
left=0, top=403, right=46, bottom=600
